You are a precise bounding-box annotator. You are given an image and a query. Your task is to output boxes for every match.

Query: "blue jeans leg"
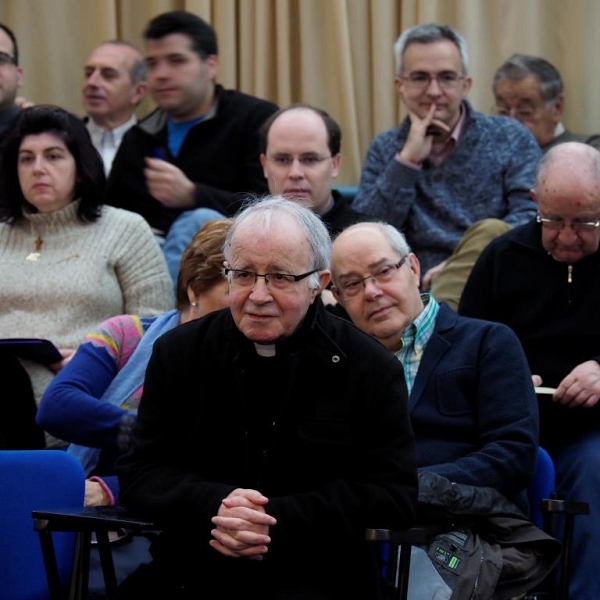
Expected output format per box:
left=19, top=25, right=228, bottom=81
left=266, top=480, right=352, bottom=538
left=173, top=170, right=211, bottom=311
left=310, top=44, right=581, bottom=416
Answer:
left=553, top=429, right=600, bottom=600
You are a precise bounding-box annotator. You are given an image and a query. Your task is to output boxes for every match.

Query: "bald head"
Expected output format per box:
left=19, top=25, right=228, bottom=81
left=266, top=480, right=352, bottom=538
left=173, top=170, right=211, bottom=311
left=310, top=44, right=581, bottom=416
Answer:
left=537, top=142, right=600, bottom=190
left=259, top=104, right=341, bottom=215
left=331, top=222, right=423, bottom=353
left=535, top=142, right=600, bottom=214
left=83, top=41, right=147, bottom=129
left=532, top=142, right=600, bottom=263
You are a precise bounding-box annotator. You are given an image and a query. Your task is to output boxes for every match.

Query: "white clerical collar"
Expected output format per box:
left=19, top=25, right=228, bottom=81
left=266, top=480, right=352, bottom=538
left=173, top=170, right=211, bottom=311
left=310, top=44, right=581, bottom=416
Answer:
left=254, top=343, right=276, bottom=357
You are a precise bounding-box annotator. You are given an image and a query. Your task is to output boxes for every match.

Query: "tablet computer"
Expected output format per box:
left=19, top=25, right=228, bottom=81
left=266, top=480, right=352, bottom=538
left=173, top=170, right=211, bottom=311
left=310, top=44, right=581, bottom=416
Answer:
left=0, top=338, right=63, bottom=364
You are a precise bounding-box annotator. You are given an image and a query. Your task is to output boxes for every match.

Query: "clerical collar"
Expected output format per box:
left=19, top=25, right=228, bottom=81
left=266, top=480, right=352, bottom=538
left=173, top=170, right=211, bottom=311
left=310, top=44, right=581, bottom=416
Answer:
left=255, top=343, right=276, bottom=357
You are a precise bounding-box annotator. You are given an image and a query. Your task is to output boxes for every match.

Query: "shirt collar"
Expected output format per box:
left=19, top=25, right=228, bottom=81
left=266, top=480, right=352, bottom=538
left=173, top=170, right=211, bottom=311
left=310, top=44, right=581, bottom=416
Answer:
left=399, top=293, right=439, bottom=354
left=431, top=103, right=466, bottom=149
left=86, top=114, right=137, bottom=147
left=428, top=103, right=467, bottom=165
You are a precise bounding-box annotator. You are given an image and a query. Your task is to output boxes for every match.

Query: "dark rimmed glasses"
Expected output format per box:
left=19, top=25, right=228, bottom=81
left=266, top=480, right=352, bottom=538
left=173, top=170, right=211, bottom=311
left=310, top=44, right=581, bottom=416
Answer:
left=0, top=52, right=16, bottom=67
left=223, top=267, right=317, bottom=291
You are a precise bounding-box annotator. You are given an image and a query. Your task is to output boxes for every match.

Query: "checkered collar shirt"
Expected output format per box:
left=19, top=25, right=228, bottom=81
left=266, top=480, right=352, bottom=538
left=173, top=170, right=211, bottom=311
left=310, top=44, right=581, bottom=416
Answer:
left=395, top=293, right=439, bottom=395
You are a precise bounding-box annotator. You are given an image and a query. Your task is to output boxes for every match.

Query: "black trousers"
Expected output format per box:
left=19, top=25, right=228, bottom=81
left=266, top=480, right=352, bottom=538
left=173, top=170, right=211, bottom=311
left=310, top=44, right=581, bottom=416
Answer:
left=112, top=560, right=340, bottom=600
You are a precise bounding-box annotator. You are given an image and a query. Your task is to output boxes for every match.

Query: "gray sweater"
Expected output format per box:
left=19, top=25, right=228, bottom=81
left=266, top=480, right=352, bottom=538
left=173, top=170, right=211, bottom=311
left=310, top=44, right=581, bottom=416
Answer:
left=0, top=201, right=174, bottom=445
left=353, top=101, right=542, bottom=273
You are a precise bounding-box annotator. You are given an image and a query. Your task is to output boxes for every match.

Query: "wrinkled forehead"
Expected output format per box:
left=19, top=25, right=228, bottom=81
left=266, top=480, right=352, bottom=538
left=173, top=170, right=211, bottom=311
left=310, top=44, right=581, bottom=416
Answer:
left=333, top=226, right=394, bottom=269
left=538, top=168, right=600, bottom=214
left=494, top=75, right=545, bottom=102
left=88, top=44, right=137, bottom=71
left=231, top=213, right=312, bottom=265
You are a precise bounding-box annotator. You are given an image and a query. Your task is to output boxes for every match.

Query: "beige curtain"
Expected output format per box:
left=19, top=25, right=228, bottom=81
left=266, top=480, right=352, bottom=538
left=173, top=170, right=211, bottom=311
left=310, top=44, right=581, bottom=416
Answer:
left=2, top=0, right=600, bottom=186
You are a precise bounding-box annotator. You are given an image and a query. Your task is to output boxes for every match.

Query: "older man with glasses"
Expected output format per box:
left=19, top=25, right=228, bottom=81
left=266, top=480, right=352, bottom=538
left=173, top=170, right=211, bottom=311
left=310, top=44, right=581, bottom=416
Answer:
left=115, top=196, right=418, bottom=599
left=353, top=23, right=542, bottom=311
left=0, top=23, right=24, bottom=142
left=459, top=141, right=600, bottom=600
left=330, top=220, right=538, bottom=513
left=329, top=220, right=545, bottom=596
left=492, top=53, right=600, bottom=154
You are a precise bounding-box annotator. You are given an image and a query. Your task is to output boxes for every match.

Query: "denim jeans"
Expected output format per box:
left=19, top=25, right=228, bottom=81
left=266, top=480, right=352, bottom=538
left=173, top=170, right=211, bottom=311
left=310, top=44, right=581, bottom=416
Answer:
left=161, top=208, right=226, bottom=288
left=553, top=429, right=600, bottom=600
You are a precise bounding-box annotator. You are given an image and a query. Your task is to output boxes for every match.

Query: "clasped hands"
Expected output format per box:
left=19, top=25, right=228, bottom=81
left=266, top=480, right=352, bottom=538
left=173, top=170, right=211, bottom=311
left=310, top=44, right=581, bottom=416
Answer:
left=209, top=488, right=277, bottom=561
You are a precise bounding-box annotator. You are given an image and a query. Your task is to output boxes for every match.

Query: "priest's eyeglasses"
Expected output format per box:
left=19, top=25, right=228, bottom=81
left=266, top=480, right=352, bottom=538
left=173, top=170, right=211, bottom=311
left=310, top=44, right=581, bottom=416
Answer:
left=224, top=267, right=317, bottom=291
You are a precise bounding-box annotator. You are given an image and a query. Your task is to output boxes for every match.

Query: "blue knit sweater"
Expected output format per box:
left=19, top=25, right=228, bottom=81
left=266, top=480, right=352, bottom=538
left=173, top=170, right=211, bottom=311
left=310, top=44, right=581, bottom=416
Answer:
left=353, top=101, right=542, bottom=273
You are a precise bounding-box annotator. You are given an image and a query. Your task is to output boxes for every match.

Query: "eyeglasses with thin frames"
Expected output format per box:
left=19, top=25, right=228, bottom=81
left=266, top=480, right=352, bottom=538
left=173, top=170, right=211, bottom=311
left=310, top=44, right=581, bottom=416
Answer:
left=399, top=71, right=465, bottom=91
left=536, top=214, right=600, bottom=233
left=223, top=267, right=318, bottom=291
left=267, top=153, right=332, bottom=170
left=336, top=257, right=407, bottom=298
left=0, top=52, right=16, bottom=67
left=493, top=105, right=541, bottom=121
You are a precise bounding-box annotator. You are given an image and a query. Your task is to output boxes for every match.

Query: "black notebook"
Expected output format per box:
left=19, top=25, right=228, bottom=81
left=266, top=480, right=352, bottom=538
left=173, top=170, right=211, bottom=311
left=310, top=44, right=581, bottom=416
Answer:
left=0, top=338, right=63, bottom=364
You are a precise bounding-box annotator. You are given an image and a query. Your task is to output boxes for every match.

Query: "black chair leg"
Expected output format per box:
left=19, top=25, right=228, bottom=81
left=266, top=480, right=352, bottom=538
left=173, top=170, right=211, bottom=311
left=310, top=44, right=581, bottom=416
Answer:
left=38, top=529, right=63, bottom=600
left=69, top=531, right=92, bottom=600
left=96, top=530, right=118, bottom=595
left=395, top=544, right=412, bottom=600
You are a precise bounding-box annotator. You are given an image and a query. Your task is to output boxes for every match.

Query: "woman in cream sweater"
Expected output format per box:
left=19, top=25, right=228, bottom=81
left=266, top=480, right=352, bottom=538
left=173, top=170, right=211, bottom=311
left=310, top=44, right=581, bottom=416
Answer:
left=0, top=105, right=174, bottom=447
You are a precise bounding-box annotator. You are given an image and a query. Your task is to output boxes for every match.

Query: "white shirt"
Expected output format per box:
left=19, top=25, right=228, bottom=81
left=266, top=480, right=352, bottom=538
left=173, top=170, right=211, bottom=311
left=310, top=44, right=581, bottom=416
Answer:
left=86, top=114, right=137, bottom=176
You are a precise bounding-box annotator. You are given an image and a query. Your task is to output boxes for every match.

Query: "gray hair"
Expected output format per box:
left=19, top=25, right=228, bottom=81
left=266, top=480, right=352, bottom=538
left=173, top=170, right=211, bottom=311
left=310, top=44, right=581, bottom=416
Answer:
left=394, top=23, right=469, bottom=77
left=99, top=40, right=147, bottom=84
left=379, top=222, right=412, bottom=257
left=492, top=54, right=562, bottom=103
left=224, top=195, right=331, bottom=290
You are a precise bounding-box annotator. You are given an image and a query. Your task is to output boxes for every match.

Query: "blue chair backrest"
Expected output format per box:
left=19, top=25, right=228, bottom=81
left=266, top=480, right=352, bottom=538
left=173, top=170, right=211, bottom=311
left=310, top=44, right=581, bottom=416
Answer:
left=0, top=450, right=85, bottom=600
left=336, top=185, right=359, bottom=204
left=528, top=446, right=555, bottom=529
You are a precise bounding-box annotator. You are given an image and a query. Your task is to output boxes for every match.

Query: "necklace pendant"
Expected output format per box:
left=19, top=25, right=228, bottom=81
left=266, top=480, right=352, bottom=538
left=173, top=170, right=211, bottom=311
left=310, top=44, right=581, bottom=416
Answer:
left=26, top=251, right=41, bottom=261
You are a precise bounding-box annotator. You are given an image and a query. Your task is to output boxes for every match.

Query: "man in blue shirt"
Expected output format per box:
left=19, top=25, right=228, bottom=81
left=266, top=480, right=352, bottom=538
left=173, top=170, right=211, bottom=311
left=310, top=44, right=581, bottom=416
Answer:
left=106, top=10, right=278, bottom=285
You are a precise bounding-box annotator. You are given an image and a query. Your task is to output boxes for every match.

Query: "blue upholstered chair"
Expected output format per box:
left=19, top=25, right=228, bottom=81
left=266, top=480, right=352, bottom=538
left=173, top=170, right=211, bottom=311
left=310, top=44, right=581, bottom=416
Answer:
left=0, top=450, right=84, bottom=600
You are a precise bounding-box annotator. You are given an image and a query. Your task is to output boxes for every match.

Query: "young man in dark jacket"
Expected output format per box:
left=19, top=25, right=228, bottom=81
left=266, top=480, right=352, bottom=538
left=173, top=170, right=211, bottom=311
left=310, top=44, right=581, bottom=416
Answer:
left=106, top=10, right=278, bottom=283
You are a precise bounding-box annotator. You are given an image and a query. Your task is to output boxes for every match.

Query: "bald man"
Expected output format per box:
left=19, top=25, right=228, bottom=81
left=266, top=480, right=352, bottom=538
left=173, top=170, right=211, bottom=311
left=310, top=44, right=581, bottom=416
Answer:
left=330, top=220, right=538, bottom=516
left=83, top=40, right=148, bottom=175
left=459, top=142, right=600, bottom=600
left=259, top=103, right=376, bottom=237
